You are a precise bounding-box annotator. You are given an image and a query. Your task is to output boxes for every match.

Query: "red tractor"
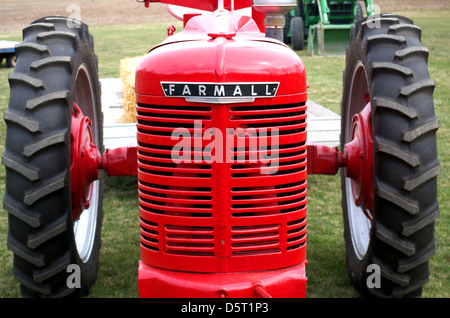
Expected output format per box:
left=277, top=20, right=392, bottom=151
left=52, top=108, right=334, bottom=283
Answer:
left=3, top=0, right=440, bottom=298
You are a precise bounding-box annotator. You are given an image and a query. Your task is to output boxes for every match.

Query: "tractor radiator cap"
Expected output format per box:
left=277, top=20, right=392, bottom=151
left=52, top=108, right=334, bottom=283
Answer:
left=207, top=9, right=237, bottom=39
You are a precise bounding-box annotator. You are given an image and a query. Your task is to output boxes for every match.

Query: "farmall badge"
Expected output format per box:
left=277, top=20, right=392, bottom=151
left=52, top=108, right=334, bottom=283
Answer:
left=161, top=82, right=279, bottom=104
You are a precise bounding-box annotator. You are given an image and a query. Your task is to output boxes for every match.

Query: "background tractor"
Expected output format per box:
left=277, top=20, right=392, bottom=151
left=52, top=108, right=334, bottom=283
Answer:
left=0, top=41, right=18, bottom=68
left=285, top=0, right=375, bottom=54
left=2, top=0, right=440, bottom=298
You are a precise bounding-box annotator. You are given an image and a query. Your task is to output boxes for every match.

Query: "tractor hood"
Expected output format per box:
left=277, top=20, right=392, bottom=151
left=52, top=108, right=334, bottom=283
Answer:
left=135, top=10, right=307, bottom=105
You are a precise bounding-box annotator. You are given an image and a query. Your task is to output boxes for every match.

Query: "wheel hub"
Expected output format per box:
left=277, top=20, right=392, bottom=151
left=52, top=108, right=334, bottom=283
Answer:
left=71, top=102, right=100, bottom=220
left=344, top=103, right=374, bottom=220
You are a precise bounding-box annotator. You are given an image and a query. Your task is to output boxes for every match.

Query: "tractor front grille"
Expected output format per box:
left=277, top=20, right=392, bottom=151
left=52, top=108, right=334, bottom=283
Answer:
left=329, top=1, right=355, bottom=24
left=137, top=101, right=307, bottom=273
left=164, top=225, right=215, bottom=256
left=231, top=223, right=281, bottom=256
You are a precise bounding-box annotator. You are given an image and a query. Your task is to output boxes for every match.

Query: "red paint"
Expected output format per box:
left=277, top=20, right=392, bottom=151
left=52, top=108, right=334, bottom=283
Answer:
left=138, top=260, right=307, bottom=298
left=167, top=24, right=176, bottom=36
left=99, top=145, right=138, bottom=177
left=146, top=0, right=253, bottom=12
left=307, top=142, right=344, bottom=175
left=183, top=13, right=201, bottom=27
left=343, top=103, right=374, bottom=216
left=135, top=9, right=308, bottom=297
left=71, top=102, right=138, bottom=220
left=71, top=102, right=100, bottom=220
left=135, top=16, right=306, bottom=100
left=68, top=1, right=379, bottom=298
left=306, top=104, right=374, bottom=217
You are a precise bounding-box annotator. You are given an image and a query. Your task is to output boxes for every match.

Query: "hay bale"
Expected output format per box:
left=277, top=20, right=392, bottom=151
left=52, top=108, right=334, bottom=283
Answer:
left=119, top=56, right=144, bottom=123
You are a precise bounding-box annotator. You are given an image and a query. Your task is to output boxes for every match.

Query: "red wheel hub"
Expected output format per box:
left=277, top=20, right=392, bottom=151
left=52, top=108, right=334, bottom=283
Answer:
left=71, top=102, right=100, bottom=220
left=344, top=103, right=374, bottom=219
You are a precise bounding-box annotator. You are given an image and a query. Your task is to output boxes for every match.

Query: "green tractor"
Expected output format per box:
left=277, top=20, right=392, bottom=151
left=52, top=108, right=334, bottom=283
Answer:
left=285, top=0, right=375, bottom=55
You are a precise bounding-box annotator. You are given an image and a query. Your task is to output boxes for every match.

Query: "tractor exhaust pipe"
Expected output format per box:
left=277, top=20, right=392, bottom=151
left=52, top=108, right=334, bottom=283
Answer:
left=253, top=0, right=297, bottom=41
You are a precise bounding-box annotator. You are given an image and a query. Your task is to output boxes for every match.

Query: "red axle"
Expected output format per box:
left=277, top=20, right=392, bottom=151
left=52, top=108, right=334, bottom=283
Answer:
left=71, top=102, right=137, bottom=220
left=98, top=145, right=138, bottom=177
left=72, top=110, right=371, bottom=217
left=307, top=142, right=344, bottom=175
left=72, top=114, right=372, bottom=217
left=307, top=104, right=374, bottom=216
left=71, top=103, right=100, bottom=220
left=343, top=103, right=374, bottom=215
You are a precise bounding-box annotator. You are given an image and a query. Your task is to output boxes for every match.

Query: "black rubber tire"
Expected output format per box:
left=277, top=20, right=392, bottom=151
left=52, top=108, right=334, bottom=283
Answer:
left=291, top=16, right=304, bottom=51
left=355, top=2, right=364, bottom=21
left=341, top=14, right=440, bottom=297
left=6, top=54, right=17, bottom=68
left=283, top=13, right=292, bottom=44
left=2, top=16, right=103, bottom=297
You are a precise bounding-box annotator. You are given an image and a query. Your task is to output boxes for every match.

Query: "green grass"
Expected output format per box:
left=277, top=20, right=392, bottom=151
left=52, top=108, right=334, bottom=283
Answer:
left=91, top=22, right=183, bottom=78
left=406, top=9, right=450, bottom=297
left=299, top=9, right=450, bottom=298
left=0, top=10, right=448, bottom=298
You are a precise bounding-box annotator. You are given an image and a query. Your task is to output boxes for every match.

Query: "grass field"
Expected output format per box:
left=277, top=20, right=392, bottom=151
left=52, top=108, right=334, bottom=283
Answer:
left=0, top=8, right=448, bottom=298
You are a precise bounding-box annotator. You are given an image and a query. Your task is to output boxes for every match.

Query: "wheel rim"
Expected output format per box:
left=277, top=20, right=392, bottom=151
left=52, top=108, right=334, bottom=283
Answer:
left=11, top=55, right=17, bottom=67
left=345, top=61, right=373, bottom=260
left=72, top=64, right=100, bottom=263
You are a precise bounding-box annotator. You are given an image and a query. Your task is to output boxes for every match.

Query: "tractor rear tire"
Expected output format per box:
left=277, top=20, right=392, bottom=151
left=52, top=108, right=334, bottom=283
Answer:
left=291, top=16, right=304, bottom=51
left=2, top=16, right=103, bottom=297
left=355, top=2, right=364, bottom=21
left=341, top=14, right=440, bottom=297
